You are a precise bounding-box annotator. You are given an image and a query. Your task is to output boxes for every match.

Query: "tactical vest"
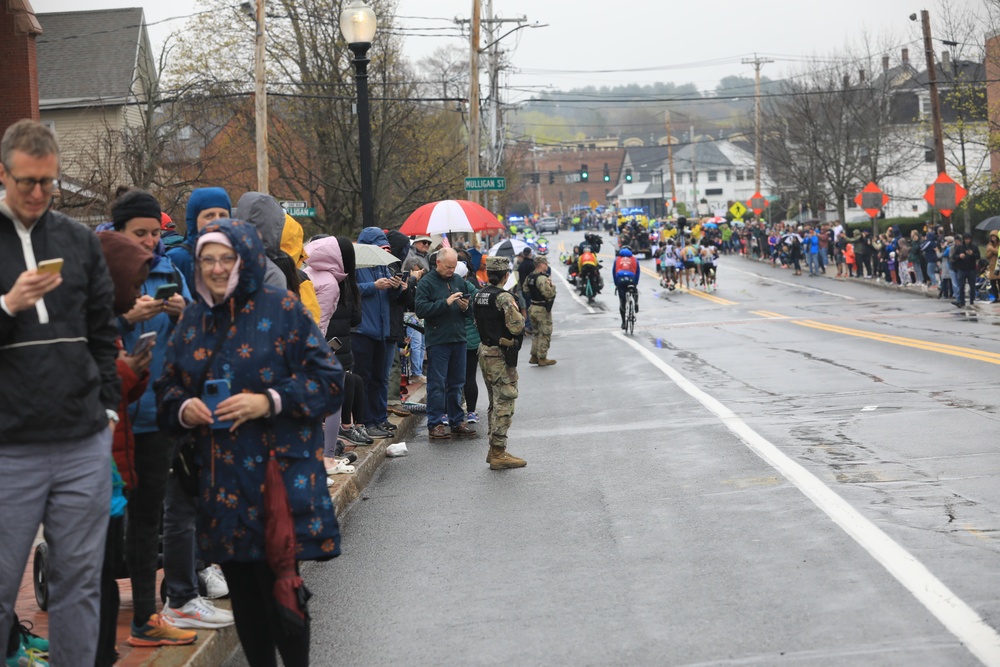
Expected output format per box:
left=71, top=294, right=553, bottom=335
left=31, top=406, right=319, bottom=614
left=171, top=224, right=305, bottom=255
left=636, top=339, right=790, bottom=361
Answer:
left=474, top=285, right=515, bottom=346
left=524, top=273, right=553, bottom=311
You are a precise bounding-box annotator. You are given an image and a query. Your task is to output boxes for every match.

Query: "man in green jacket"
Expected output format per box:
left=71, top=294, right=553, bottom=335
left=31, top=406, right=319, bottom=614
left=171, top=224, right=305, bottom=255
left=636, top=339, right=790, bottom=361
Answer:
left=415, top=248, right=476, bottom=439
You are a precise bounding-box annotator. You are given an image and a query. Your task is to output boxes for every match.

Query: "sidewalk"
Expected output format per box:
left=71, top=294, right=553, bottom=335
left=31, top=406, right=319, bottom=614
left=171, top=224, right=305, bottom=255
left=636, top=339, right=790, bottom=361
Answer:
left=12, top=384, right=426, bottom=667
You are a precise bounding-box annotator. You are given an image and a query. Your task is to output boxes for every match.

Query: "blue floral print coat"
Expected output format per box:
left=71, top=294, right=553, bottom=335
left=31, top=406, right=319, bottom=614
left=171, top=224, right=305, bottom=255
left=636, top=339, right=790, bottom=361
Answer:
left=155, top=218, right=343, bottom=564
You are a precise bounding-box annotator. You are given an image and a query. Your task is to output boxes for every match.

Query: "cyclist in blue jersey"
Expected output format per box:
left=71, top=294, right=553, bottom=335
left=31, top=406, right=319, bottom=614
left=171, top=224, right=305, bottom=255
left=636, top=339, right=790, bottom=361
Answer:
left=613, top=247, right=640, bottom=330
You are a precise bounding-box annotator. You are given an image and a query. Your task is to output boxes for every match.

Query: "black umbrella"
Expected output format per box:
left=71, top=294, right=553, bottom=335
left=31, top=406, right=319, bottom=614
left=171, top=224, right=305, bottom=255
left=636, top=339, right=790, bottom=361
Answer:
left=975, top=216, right=1000, bottom=232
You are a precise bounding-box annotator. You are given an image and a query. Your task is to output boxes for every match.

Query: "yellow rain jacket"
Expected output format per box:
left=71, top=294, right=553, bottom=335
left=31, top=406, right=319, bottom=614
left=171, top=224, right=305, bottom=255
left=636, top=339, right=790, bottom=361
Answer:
left=280, top=214, right=322, bottom=325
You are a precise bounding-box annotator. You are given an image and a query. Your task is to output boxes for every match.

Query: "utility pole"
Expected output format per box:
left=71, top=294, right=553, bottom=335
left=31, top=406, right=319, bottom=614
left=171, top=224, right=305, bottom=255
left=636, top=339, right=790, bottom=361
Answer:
left=921, top=10, right=946, bottom=178
left=467, top=0, right=481, bottom=205
left=742, top=54, right=773, bottom=194
left=254, top=0, right=268, bottom=193
left=691, top=124, right=697, bottom=212
left=458, top=7, right=526, bottom=210
left=531, top=138, right=542, bottom=214
left=665, top=110, right=675, bottom=216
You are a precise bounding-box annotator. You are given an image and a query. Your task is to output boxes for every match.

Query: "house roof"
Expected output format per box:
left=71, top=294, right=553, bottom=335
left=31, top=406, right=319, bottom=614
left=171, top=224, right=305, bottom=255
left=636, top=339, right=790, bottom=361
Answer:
left=625, top=140, right=755, bottom=173
left=36, top=8, right=146, bottom=106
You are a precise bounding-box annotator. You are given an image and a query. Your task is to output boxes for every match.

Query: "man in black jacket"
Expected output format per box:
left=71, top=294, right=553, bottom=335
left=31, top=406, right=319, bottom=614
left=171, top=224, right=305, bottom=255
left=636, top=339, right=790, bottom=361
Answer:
left=0, top=120, right=119, bottom=667
left=951, top=232, right=981, bottom=307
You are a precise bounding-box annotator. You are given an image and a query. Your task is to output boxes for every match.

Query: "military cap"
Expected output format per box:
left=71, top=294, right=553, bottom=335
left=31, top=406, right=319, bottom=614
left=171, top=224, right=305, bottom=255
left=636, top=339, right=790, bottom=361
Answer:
left=486, top=256, right=511, bottom=271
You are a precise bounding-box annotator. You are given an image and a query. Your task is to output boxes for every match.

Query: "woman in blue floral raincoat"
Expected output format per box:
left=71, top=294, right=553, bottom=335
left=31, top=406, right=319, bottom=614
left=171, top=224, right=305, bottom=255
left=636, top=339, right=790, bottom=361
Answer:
left=156, top=218, right=342, bottom=667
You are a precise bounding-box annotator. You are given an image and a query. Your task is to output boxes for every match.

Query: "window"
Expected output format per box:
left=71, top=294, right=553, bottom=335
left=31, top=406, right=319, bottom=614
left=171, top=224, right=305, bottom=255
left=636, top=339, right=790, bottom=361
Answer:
left=41, top=120, right=56, bottom=136
left=746, top=169, right=754, bottom=182
left=735, top=170, right=743, bottom=181
left=705, top=188, right=723, bottom=196
left=708, top=171, right=718, bottom=182
left=725, top=170, right=732, bottom=181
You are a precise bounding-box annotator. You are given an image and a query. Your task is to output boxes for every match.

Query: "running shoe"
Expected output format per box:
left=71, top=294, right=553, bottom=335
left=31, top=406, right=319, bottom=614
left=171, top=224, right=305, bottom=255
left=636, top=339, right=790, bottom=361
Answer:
left=162, top=597, right=234, bottom=629
left=127, top=613, right=197, bottom=647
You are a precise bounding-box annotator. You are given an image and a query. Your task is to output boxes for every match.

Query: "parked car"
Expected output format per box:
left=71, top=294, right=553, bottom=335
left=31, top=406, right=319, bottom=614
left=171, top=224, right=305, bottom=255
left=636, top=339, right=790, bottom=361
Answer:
left=536, top=217, right=560, bottom=234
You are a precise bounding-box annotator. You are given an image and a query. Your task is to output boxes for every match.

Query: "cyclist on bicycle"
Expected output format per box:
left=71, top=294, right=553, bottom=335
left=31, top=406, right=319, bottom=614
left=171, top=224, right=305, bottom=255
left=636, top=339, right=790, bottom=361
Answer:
left=613, top=246, right=640, bottom=330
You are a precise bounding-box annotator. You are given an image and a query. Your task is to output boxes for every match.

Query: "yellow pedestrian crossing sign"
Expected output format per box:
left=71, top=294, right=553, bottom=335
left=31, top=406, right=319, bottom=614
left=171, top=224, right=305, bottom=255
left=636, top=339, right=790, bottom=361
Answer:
left=729, top=201, right=747, bottom=220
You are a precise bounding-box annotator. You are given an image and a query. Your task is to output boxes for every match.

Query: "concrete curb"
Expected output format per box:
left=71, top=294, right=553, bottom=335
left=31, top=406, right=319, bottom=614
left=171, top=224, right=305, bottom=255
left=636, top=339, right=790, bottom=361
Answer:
left=156, top=385, right=427, bottom=667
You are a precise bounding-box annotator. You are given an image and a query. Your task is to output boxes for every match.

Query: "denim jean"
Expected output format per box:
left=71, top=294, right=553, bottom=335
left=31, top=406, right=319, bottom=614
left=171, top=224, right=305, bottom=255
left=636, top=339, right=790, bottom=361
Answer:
left=818, top=247, right=828, bottom=270
left=926, top=261, right=939, bottom=286
left=162, top=472, right=200, bottom=608
left=955, top=269, right=976, bottom=304
left=406, top=320, right=425, bottom=376
left=806, top=252, right=819, bottom=275
left=425, top=342, right=467, bottom=427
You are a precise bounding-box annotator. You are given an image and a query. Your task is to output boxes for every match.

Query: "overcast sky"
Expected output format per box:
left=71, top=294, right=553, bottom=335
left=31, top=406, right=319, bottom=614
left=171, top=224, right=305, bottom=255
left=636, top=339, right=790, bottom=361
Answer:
left=31, top=0, right=988, bottom=99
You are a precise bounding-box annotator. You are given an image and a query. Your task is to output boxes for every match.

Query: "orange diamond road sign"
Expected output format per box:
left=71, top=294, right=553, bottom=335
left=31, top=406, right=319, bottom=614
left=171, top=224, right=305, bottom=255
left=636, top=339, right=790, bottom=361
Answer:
left=854, top=181, right=889, bottom=219
left=747, top=192, right=768, bottom=216
left=923, top=172, right=967, bottom=217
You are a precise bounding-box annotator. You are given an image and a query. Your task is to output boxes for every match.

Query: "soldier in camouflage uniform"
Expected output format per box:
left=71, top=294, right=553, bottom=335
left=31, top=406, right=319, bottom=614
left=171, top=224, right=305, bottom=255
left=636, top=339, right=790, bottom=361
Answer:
left=524, top=256, right=557, bottom=366
left=473, top=256, right=527, bottom=470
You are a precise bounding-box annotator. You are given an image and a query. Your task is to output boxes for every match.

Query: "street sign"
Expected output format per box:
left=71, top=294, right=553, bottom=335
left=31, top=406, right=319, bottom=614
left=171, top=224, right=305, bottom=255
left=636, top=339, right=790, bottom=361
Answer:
left=280, top=200, right=307, bottom=210
left=285, top=207, right=316, bottom=217
left=464, top=177, right=506, bottom=191
left=729, top=201, right=747, bottom=220
left=923, top=172, right=966, bottom=217
left=747, top=192, right=768, bottom=216
left=854, top=182, right=889, bottom=219
left=589, top=199, right=600, bottom=210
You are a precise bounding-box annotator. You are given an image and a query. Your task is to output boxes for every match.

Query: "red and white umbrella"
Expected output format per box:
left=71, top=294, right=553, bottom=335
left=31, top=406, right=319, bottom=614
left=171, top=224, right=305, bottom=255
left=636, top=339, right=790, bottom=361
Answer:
left=399, top=200, right=505, bottom=235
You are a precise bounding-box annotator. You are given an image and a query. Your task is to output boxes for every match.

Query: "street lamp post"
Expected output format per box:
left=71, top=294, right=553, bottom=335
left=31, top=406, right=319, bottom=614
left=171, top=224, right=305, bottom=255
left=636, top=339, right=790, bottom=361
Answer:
left=340, top=0, right=377, bottom=228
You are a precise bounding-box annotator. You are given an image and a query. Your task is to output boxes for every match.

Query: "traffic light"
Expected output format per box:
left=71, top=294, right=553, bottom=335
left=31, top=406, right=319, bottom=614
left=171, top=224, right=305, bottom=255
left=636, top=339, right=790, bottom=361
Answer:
left=580, top=164, right=589, bottom=182
left=625, top=168, right=633, bottom=183
left=603, top=163, right=610, bottom=182
left=548, top=172, right=555, bottom=185
left=530, top=173, right=539, bottom=184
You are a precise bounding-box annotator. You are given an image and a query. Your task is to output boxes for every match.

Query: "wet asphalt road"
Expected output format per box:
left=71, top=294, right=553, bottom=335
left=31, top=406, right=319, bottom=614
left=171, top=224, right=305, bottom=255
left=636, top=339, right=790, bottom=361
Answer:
left=227, top=230, right=1000, bottom=666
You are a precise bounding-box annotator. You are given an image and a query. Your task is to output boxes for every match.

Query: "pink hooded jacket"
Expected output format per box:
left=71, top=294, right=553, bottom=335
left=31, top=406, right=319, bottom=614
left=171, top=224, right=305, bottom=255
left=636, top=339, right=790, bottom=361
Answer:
left=303, top=237, right=347, bottom=336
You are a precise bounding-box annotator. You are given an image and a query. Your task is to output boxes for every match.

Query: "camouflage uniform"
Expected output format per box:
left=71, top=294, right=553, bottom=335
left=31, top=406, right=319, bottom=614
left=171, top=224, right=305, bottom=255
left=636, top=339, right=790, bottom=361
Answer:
left=526, top=270, right=556, bottom=363
left=478, top=289, right=524, bottom=451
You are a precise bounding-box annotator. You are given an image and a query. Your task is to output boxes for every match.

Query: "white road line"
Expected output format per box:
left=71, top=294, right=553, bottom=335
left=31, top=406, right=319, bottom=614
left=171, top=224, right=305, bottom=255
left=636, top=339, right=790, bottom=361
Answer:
left=552, top=268, right=596, bottom=314
left=613, top=331, right=1000, bottom=667
left=727, top=266, right=856, bottom=300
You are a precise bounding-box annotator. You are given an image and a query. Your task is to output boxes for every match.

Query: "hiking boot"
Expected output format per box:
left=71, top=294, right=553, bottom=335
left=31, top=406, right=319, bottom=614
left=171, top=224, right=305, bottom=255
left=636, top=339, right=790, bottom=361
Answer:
left=387, top=405, right=411, bottom=417
left=488, top=447, right=526, bottom=470
left=127, top=613, right=197, bottom=647
left=537, top=358, right=557, bottom=366
left=428, top=424, right=451, bottom=439
left=529, top=355, right=539, bottom=365
left=162, top=596, right=234, bottom=629
left=451, top=423, right=476, bottom=437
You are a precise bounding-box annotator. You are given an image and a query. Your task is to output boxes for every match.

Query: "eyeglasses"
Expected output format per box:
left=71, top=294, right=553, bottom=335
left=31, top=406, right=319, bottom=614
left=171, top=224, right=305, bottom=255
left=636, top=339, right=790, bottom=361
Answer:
left=198, top=255, right=238, bottom=270
left=2, top=165, right=60, bottom=195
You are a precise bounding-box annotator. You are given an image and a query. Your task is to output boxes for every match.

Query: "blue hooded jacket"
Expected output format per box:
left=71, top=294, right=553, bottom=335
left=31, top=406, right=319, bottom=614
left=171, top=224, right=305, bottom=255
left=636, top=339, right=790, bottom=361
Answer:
left=119, top=253, right=192, bottom=433
left=155, top=218, right=342, bottom=564
left=355, top=227, right=401, bottom=340
left=166, top=187, right=232, bottom=290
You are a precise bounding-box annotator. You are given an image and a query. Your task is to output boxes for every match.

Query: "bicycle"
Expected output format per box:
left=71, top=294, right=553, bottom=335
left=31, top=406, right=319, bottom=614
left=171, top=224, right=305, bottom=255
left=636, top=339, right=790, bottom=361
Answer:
left=624, top=285, right=637, bottom=335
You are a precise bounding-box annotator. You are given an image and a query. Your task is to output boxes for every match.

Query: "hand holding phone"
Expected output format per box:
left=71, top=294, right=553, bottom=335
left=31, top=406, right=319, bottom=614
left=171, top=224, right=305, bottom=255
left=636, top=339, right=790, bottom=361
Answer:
left=154, top=283, right=179, bottom=300
left=132, top=331, right=157, bottom=357
left=327, top=336, right=343, bottom=351
left=203, top=379, right=233, bottom=430
left=36, top=258, right=64, bottom=274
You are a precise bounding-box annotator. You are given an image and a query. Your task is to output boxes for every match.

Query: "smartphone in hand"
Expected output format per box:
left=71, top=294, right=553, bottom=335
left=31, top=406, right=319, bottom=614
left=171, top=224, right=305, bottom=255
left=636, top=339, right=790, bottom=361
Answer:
left=327, top=336, right=343, bottom=351
left=154, top=283, right=179, bottom=300
left=36, top=258, right=64, bottom=274
left=132, top=331, right=157, bottom=357
left=203, top=379, right=233, bottom=430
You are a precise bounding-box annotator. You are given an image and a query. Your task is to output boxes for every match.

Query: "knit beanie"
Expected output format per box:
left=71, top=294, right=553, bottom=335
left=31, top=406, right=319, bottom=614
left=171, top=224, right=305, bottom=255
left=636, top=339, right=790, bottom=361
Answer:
left=111, top=191, right=161, bottom=230
left=185, top=187, right=232, bottom=236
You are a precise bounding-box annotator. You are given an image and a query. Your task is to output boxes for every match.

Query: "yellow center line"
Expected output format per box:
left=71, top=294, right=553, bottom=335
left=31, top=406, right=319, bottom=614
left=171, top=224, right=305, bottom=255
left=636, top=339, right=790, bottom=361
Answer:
left=756, top=311, right=1000, bottom=366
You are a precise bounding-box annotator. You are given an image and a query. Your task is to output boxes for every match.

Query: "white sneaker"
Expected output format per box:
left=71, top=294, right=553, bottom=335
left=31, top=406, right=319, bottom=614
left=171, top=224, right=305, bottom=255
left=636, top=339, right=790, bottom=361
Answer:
left=163, top=596, right=235, bottom=629
left=199, top=565, right=229, bottom=599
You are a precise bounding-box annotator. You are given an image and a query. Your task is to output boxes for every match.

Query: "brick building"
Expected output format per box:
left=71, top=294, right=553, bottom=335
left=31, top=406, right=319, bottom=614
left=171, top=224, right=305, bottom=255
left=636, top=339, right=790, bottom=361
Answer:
left=0, top=0, right=43, bottom=135
left=512, top=140, right=625, bottom=216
